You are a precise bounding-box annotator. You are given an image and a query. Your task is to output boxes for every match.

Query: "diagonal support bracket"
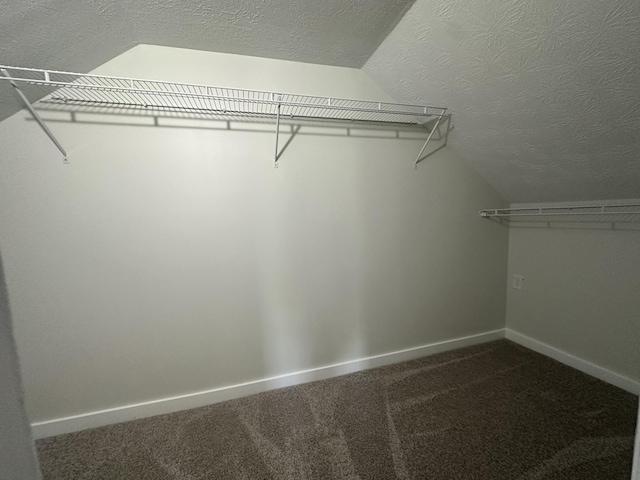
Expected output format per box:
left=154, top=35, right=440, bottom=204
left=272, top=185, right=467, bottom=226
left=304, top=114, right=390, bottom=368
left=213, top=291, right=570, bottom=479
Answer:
left=1, top=68, right=68, bottom=163
left=273, top=97, right=302, bottom=169
left=274, top=102, right=281, bottom=168
left=275, top=125, right=301, bottom=168
left=414, top=109, right=451, bottom=169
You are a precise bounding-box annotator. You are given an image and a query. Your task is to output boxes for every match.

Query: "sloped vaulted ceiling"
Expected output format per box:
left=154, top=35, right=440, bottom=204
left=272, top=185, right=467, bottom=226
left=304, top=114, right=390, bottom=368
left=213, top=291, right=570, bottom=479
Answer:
left=0, top=0, right=415, bottom=120
left=2, top=0, right=639, bottom=202
left=364, top=0, right=640, bottom=202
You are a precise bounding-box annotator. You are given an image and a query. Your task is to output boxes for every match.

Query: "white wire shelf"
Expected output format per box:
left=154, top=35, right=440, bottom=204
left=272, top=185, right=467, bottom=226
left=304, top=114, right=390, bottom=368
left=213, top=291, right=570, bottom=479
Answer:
left=480, top=203, right=640, bottom=225
left=0, top=65, right=445, bottom=124
left=0, top=64, right=449, bottom=166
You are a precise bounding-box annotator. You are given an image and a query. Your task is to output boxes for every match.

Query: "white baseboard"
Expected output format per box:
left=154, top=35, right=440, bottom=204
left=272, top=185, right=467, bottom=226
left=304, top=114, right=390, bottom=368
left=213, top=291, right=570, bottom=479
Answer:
left=505, top=329, right=640, bottom=395
left=31, top=329, right=505, bottom=439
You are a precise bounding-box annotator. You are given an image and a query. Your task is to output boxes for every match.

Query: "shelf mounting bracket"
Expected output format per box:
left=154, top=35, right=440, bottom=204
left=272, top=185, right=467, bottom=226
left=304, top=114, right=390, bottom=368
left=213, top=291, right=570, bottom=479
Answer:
left=275, top=125, right=301, bottom=168
left=274, top=102, right=281, bottom=168
left=414, top=109, right=450, bottom=169
left=1, top=68, right=68, bottom=163
left=272, top=98, right=302, bottom=169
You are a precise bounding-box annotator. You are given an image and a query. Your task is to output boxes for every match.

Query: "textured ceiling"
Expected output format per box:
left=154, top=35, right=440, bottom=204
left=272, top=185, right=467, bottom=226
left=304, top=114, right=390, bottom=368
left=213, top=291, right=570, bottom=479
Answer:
left=365, top=0, right=640, bottom=202
left=0, top=0, right=415, bottom=121
left=130, top=0, right=416, bottom=67
left=0, top=0, right=135, bottom=121
left=3, top=0, right=639, bottom=202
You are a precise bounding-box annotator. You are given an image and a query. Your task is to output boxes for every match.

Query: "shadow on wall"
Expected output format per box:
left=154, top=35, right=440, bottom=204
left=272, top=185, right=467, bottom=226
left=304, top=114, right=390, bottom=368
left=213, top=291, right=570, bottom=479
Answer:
left=32, top=111, right=432, bottom=137
left=255, top=138, right=368, bottom=383
left=28, top=110, right=435, bottom=170
left=28, top=111, right=430, bottom=382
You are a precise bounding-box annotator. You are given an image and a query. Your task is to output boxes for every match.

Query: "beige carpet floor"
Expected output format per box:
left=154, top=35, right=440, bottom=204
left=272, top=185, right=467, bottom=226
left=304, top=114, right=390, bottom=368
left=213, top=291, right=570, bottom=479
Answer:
left=37, top=340, right=638, bottom=479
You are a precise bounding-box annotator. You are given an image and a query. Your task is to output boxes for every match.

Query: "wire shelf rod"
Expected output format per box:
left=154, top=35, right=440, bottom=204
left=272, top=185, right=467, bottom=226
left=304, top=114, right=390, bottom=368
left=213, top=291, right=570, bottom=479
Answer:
left=40, top=98, right=434, bottom=124
left=481, top=211, right=640, bottom=217
left=0, top=64, right=450, bottom=165
left=39, top=84, right=438, bottom=119
left=480, top=204, right=640, bottom=218
left=0, top=65, right=446, bottom=120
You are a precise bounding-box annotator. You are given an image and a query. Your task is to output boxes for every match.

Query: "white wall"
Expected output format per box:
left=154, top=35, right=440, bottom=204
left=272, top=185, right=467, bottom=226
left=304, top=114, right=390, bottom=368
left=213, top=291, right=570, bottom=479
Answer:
left=506, top=201, right=640, bottom=384
left=0, top=251, right=42, bottom=479
left=0, top=45, right=508, bottom=426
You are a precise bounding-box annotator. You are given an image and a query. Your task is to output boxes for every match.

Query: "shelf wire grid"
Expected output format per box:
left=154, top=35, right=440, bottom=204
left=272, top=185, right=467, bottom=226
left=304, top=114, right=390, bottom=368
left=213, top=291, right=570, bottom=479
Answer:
left=0, top=65, right=446, bottom=125
left=480, top=204, right=640, bottom=224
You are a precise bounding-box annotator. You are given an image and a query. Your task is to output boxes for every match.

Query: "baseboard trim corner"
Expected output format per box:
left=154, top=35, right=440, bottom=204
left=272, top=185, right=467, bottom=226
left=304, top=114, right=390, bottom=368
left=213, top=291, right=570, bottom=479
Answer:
left=31, top=328, right=505, bottom=439
left=505, top=329, right=640, bottom=395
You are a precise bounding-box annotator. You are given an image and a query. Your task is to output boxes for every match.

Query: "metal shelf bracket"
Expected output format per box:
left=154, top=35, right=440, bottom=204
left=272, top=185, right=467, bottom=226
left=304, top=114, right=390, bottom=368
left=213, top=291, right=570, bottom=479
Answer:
left=274, top=101, right=281, bottom=168
left=1, top=68, right=68, bottom=163
left=274, top=124, right=301, bottom=168
left=414, top=110, right=450, bottom=168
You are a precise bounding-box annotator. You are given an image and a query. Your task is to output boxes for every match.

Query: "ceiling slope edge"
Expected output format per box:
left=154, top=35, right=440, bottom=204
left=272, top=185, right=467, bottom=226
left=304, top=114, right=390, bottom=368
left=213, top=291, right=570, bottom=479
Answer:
left=363, top=0, right=640, bottom=203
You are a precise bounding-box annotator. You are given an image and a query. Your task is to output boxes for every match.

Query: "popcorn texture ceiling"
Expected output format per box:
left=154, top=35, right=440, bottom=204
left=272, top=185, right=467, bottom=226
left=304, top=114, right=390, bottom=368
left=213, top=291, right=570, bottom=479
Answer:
left=364, top=0, right=640, bottom=202
left=2, top=0, right=639, bottom=202
left=0, top=0, right=415, bottom=120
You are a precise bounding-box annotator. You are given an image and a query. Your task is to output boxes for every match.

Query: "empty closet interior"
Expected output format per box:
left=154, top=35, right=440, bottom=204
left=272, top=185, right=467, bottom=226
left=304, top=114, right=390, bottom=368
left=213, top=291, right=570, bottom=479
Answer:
left=1, top=1, right=639, bottom=478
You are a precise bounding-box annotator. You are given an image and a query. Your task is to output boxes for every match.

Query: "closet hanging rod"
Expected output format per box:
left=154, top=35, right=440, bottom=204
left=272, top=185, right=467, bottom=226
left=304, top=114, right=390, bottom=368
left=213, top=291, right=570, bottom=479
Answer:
left=480, top=203, right=640, bottom=220
left=0, top=64, right=449, bottom=165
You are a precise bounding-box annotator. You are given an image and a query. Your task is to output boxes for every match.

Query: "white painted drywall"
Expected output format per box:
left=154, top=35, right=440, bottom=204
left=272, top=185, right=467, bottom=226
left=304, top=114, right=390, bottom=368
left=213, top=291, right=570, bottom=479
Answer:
left=0, top=45, right=508, bottom=424
left=506, top=201, right=640, bottom=383
left=0, top=252, right=42, bottom=479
